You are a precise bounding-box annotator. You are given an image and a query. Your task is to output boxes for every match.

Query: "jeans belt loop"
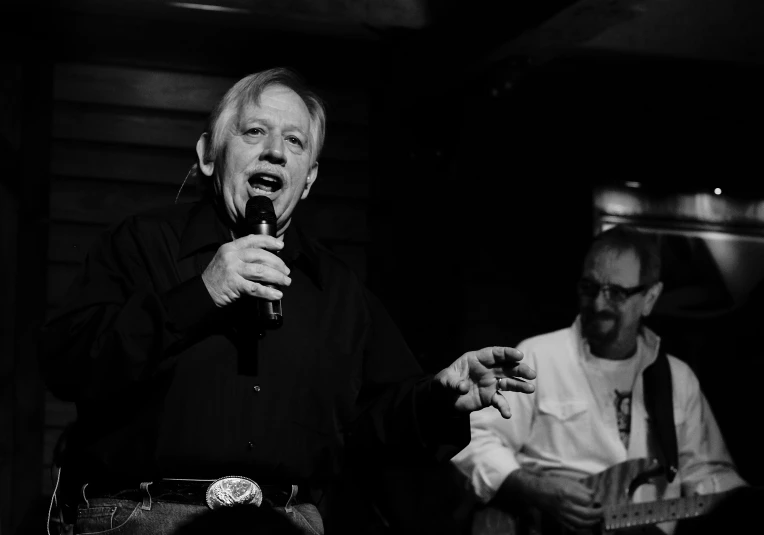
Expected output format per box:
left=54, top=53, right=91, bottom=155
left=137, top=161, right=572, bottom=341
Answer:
left=140, top=481, right=153, bottom=511
left=80, top=482, right=90, bottom=509
left=284, top=484, right=298, bottom=513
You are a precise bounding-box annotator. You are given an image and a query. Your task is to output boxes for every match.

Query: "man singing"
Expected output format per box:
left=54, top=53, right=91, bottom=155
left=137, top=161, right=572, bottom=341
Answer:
left=41, top=67, right=535, bottom=535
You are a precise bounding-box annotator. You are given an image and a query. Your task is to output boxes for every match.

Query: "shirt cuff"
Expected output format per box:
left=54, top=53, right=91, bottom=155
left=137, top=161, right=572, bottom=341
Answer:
left=474, top=455, right=521, bottom=504
left=162, top=276, right=219, bottom=333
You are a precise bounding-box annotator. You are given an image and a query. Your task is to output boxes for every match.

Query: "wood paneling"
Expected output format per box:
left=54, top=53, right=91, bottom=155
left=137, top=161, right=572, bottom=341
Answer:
left=52, top=102, right=370, bottom=161
left=51, top=141, right=195, bottom=186
left=55, top=63, right=370, bottom=125
left=53, top=103, right=205, bottom=149
left=51, top=141, right=371, bottom=198
left=50, top=177, right=197, bottom=225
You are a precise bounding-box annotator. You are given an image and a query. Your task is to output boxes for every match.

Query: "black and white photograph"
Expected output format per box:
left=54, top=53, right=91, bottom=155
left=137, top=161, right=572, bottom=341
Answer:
left=1, top=1, right=763, bottom=534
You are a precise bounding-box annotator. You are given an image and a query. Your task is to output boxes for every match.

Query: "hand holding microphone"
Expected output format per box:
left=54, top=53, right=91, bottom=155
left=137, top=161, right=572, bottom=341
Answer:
left=201, top=196, right=289, bottom=328
left=244, top=196, right=284, bottom=329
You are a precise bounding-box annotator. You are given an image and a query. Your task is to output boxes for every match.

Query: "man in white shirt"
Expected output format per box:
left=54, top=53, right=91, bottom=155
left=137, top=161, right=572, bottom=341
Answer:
left=452, top=226, right=747, bottom=534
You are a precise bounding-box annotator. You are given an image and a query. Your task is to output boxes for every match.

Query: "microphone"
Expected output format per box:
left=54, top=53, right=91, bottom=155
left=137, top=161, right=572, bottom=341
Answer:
left=245, top=196, right=283, bottom=330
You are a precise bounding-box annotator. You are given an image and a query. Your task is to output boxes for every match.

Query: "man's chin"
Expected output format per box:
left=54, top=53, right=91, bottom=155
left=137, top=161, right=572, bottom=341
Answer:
left=582, top=323, right=617, bottom=347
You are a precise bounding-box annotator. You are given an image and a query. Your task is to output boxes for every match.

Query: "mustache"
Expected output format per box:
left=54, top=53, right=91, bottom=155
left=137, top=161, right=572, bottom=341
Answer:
left=582, top=310, right=619, bottom=323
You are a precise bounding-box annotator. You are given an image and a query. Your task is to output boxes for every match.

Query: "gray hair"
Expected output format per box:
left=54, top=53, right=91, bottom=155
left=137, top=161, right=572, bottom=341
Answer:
left=184, top=67, right=326, bottom=199
left=588, top=225, right=662, bottom=285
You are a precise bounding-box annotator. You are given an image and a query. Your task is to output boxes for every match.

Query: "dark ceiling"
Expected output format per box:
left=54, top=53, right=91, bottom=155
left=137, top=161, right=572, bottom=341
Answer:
left=3, top=0, right=764, bottom=196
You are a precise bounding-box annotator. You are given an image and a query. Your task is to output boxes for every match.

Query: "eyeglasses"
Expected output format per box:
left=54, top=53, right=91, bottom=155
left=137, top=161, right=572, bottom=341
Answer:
left=577, top=279, right=648, bottom=304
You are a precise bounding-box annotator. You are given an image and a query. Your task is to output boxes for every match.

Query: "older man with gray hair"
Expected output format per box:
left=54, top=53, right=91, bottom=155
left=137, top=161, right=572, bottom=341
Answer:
left=41, top=67, right=535, bottom=535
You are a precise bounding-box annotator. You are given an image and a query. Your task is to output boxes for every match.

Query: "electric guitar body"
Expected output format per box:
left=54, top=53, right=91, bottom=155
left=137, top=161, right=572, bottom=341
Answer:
left=472, top=458, right=738, bottom=535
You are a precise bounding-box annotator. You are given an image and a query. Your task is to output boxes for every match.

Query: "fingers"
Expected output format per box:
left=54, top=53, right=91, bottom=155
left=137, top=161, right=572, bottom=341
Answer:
left=496, top=376, right=535, bottom=394
left=491, top=390, right=512, bottom=419
left=477, top=346, right=524, bottom=367
left=560, top=502, right=603, bottom=528
left=234, top=236, right=291, bottom=286
left=562, top=481, right=597, bottom=507
left=512, top=362, right=536, bottom=380
left=240, top=260, right=292, bottom=287
left=233, top=233, right=284, bottom=252
left=243, top=279, right=284, bottom=300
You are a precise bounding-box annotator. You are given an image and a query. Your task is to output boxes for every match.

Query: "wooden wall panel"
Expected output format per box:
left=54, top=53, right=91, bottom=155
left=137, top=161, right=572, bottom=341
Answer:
left=53, top=103, right=205, bottom=149
left=53, top=102, right=369, bottom=162
left=50, top=177, right=197, bottom=225
left=51, top=142, right=371, bottom=199
left=55, top=63, right=369, bottom=125
left=51, top=141, right=195, bottom=186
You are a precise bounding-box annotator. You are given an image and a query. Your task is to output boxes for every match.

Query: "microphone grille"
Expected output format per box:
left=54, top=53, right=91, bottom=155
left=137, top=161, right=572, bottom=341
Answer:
left=245, top=196, right=277, bottom=226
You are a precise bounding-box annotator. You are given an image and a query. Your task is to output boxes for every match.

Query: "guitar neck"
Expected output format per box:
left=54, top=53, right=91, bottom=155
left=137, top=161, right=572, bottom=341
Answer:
left=603, top=490, right=733, bottom=531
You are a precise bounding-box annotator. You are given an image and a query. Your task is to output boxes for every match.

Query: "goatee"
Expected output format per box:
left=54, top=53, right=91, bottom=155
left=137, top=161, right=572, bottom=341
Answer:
left=581, top=310, right=620, bottom=348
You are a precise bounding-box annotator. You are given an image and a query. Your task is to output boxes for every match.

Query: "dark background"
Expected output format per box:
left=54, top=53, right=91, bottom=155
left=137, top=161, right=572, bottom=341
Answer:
left=2, top=0, right=764, bottom=533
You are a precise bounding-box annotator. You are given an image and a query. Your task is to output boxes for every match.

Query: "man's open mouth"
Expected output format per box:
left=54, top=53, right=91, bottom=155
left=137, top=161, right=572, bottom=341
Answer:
left=249, top=173, right=283, bottom=195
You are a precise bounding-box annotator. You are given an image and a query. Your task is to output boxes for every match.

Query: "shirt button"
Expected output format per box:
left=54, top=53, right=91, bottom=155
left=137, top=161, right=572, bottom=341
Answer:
left=247, top=441, right=254, bottom=450
left=253, top=385, right=261, bottom=392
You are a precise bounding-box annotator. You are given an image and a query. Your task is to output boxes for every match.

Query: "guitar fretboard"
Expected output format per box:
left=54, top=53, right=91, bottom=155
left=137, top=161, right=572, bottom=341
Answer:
left=604, top=490, right=733, bottom=530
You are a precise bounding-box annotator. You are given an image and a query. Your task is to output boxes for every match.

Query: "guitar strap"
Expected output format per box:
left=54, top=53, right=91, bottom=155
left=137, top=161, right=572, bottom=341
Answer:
left=642, top=344, right=679, bottom=482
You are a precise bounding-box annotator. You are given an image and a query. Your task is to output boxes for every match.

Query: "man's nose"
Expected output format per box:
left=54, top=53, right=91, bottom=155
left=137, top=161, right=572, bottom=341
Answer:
left=593, top=290, right=610, bottom=311
left=260, top=135, right=286, bottom=165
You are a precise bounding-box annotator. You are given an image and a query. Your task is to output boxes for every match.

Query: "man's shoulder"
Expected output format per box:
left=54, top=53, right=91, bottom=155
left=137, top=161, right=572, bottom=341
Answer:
left=665, top=352, right=699, bottom=384
left=104, top=201, right=198, bottom=240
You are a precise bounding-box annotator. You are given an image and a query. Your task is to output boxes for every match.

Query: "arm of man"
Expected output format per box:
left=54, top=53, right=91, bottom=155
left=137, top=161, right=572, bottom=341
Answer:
left=348, top=290, right=535, bottom=463
left=40, top=216, right=289, bottom=404
left=671, top=359, right=748, bottom=495
left=451, top=343, right=601, bottom=532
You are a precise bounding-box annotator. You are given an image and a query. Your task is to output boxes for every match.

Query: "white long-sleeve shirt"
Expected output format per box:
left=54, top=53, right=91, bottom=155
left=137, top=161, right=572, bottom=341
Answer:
left=452, top=319, right=746, bottom=532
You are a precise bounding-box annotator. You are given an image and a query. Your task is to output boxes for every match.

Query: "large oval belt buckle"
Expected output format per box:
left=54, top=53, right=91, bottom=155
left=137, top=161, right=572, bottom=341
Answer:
left=205, top=476, right=263, bottom=509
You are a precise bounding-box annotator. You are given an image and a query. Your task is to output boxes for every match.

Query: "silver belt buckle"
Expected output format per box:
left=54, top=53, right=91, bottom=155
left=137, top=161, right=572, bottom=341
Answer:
left=205, top=476, right=263, bottom=509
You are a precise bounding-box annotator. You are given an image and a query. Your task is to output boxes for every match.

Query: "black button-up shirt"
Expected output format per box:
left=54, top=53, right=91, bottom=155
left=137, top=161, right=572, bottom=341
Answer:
left=41, top=198, right=468, bottom=498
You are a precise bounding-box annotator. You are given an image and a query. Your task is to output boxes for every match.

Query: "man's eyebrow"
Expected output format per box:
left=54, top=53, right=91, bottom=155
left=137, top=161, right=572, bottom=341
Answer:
left=239, top=115, right=308, bottom=138
left=282, top=122, right=309, bottom=138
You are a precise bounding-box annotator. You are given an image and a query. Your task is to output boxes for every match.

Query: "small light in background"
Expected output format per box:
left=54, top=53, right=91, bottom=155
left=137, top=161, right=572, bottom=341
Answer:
left=714, top=187, right=722, bottom=195
left=624, top=181, right=641, bottom=188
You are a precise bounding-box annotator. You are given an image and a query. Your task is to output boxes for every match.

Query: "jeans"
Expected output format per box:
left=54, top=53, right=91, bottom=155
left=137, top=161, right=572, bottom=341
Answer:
left=67, top=482, right=324, bottom=535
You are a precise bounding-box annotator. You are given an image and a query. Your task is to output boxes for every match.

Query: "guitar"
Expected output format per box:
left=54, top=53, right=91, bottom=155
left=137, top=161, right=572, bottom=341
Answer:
left=472, top=458, right=738, bottom=535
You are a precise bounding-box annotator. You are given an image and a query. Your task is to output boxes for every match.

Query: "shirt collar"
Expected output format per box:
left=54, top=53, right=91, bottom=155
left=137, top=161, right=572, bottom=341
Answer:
left=178, top=197, right=324, bottom=290
left=178, top=198, right=232, bottom=260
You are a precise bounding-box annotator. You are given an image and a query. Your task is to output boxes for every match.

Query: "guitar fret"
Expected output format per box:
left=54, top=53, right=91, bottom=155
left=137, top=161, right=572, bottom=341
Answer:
left=605, top=491, right=730, bottom=530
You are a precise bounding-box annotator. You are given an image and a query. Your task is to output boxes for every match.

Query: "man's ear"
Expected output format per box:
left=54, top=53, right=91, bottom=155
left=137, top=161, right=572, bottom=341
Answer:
left=300, top=163, right=319, bottom=200
left=196, top=133, right=215, bottom=177
left=642, top=281, right=664, bottom=317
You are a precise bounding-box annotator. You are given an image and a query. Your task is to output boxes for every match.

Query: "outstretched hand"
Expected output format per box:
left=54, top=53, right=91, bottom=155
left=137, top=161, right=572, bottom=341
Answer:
left=434, top=346, right=536, bottom=418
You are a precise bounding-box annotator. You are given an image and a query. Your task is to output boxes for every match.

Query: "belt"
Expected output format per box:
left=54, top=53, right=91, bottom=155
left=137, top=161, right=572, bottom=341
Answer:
left=84, top=476, right=297, bottom=510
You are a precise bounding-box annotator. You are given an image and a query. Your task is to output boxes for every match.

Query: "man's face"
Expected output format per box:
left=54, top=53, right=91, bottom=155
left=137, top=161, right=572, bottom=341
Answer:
left=199, top=84, right=318, bottom=235
left=578, top=248, right=655, bottom=353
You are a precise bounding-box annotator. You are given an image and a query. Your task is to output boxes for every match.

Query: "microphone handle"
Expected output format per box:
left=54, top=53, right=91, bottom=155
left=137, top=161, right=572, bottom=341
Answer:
left=254, top=222, right=283, bottom=329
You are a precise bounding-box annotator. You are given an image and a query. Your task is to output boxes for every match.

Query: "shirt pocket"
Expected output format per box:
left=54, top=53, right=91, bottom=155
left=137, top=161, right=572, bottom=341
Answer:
left=533, top=398, right=592, bottom=457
